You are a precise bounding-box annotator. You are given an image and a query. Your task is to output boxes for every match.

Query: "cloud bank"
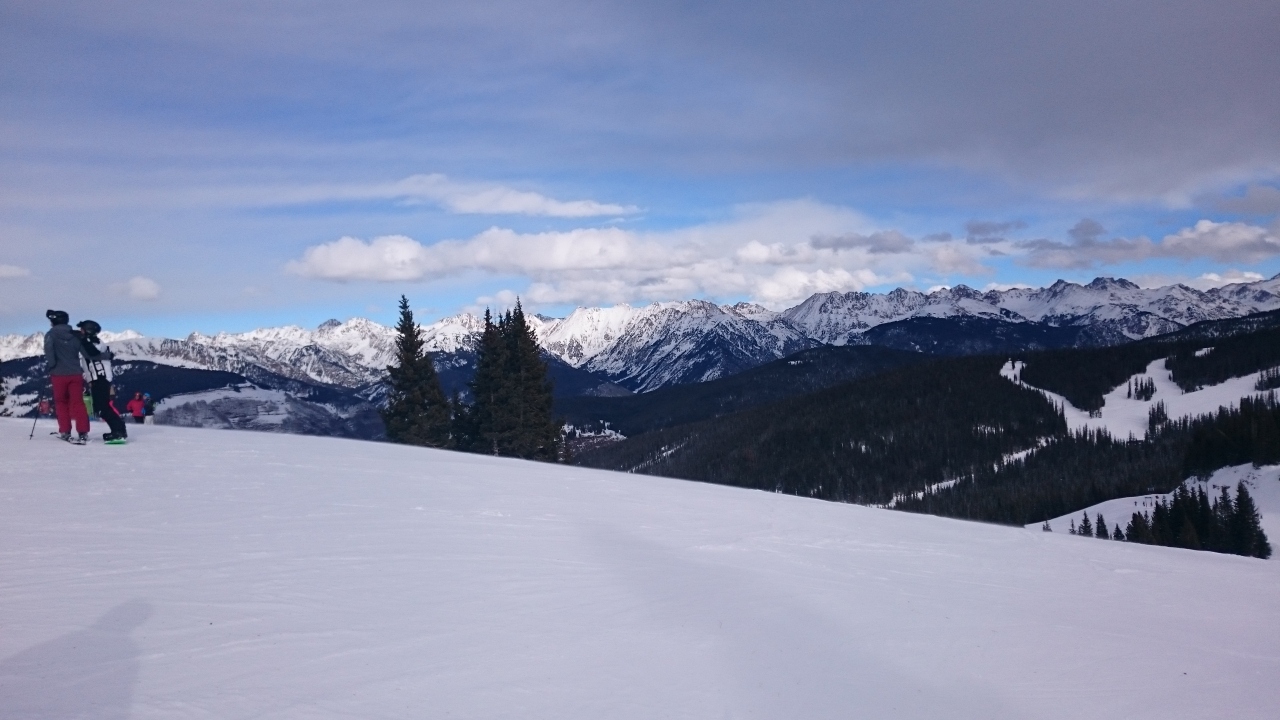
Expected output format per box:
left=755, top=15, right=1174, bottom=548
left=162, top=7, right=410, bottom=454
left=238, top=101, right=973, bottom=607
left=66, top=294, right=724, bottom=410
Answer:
left=289, top=200, right=977, bottom=306
left=290, top=203, right=1280, bottom=309
left=1021, top=219, right=1280, bottom=269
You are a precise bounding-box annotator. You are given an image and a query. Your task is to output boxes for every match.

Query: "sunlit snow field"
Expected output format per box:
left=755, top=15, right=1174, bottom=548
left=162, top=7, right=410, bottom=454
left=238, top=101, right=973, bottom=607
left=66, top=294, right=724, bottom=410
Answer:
left=1, top=419, right=1278, bottom=719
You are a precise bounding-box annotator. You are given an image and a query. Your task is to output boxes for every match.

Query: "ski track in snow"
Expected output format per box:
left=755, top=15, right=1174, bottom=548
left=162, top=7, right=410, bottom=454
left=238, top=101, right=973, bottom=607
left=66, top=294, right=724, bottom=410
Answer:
left=1001, top=358, right=1277, bottom=440
left=1, top=419, right=1279, bottom=719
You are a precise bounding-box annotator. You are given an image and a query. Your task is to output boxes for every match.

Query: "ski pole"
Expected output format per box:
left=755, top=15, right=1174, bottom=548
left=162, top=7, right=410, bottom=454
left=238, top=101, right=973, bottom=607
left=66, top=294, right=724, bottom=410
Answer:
left=28, top=395, right=41, bottom=439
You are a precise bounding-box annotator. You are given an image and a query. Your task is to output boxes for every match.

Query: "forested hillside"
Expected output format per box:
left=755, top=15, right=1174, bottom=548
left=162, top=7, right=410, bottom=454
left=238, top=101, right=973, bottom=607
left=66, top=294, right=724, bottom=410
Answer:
left=577, top=356, right=1065, bottom=504
left=557, top=344, right=925, bottom=438
left=1018, top=309, right=1280, bottom=411
left=579, top=312, right=1280, bottom=557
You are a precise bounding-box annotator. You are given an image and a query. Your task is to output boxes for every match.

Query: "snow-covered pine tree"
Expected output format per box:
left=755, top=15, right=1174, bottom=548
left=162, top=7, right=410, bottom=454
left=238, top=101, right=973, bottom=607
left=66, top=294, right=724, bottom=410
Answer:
left=381, top=296, right=452, bottom=448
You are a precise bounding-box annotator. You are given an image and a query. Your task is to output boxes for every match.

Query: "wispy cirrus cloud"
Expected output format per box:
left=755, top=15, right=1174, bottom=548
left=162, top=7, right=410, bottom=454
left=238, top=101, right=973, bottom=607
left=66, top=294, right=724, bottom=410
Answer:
left=369, top=174, right=639, bottom=217
left=0, top=264, right=31, bottom=279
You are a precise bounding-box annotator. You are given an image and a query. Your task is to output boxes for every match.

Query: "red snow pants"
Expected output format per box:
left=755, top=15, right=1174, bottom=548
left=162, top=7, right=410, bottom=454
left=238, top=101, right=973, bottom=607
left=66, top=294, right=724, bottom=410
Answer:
left=52, top=374, right=90, bottom=435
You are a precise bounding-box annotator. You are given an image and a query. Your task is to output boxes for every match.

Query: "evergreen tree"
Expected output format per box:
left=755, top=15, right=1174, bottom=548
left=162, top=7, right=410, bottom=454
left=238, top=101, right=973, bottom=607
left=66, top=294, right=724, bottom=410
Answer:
left=1112, top=524, right=1124, bottom=541
left=463, top=301, right=561, bottom=461
left=1094, top=513, right=1108, bottom=539
left=381, top=296, right=452, bottom=448
left=463, top=308, right=508, bottom=454
left=1078, top=512, right=1093, bottom=537
left=500, top=302, right=560, bottom=460
left=1231, top=483, right=1272, bottom=559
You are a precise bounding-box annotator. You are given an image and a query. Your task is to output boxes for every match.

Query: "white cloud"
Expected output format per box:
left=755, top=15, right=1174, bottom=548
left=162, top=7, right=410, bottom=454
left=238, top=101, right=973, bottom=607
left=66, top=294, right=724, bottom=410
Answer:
left=124, top=276, right=161, bottom=300
left=258, top=174, right=637, bottom=218
left=389, top=174, right=638, bottom=217
left=1196, top=270, right=1266, bottom=287
left=288, top=199, right=997, bottom=308
left=1019, top=218, right=1280, bottom=269
left=1160, top=220, right=1280, bottom=263
left=0, top=264, right=31, bottom=278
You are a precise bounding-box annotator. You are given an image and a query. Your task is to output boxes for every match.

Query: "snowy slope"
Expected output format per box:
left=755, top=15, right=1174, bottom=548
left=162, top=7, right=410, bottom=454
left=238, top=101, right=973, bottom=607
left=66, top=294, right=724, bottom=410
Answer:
left=0, top=332, right=43, bottom=362
left=1032, top=463, right=1280, bottom=545
left=1, top=421, right=1278, bottom=719
left=1003, top=359, right=1277, bottom=439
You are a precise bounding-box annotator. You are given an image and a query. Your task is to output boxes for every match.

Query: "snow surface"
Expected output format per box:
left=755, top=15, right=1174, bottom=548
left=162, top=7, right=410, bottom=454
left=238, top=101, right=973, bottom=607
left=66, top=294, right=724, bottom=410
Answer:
left=1002, top=359, right=1276, bottom=440
left=2, top=420, right=1279, bottom=719
left=1031, top=463, right=1280, bottom=545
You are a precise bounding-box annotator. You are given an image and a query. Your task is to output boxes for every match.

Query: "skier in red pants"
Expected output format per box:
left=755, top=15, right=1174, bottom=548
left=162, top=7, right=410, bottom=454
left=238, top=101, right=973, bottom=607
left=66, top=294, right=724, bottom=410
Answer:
left=43, top=309, right=90, bottom=443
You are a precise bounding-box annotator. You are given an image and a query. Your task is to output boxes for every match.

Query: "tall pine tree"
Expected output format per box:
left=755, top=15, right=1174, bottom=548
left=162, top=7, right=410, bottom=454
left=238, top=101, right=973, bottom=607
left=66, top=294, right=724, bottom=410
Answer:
left=462, top=300, right=560, bottom=460
left=382, top=296, right=452, bottom=448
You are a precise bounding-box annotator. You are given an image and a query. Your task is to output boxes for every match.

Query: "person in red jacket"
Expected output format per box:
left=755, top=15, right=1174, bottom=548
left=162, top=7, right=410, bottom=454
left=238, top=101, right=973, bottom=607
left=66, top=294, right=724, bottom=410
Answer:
left=125, top=392, right=146, bottom=424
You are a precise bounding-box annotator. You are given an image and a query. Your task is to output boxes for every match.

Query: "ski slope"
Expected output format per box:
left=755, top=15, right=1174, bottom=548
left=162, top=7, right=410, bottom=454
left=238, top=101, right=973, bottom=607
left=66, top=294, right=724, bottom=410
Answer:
left=1032, top=463, right=1280, bottom=544
left=2, top=420, right=1279, bottom=719
left=1002, top=358, right=1276, bottom=439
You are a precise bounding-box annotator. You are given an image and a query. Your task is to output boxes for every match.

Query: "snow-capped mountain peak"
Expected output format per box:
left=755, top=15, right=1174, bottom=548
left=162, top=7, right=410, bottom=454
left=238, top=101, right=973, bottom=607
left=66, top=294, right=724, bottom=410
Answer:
left=5, top=274, right=1280, bottom=394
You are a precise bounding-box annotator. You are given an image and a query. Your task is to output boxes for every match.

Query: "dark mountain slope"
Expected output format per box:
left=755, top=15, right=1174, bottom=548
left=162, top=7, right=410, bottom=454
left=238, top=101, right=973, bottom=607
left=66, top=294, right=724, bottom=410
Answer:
left=556, top=344, right=926, bottom=437
left=576, top=356, right=1065, bottom=505
left=857, top=316, right=1089, bottom=355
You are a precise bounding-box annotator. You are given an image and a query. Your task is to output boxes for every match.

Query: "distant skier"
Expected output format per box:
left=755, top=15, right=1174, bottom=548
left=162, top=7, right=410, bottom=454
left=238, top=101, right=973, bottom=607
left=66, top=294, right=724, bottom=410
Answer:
left=76, top=320, right=129, bottom=444
left=126, top=392, right=146, bottom=424
left=43, top=309, right=89, bottom=444
left=143, top=393, right=156, bottom=424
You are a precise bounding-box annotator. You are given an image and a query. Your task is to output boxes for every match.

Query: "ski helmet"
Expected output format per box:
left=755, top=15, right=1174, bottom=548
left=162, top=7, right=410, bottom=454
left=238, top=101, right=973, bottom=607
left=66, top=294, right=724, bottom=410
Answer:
left=76, top=319, right=102, bottom=342
left=46, top=309, right=69, bottom=326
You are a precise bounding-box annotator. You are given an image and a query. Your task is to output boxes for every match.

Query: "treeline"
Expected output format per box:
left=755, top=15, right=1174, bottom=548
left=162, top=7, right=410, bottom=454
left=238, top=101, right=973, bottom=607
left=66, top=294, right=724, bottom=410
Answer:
left=577, top=356, right=1066, bottom=505
left=899, top=394, right=1280, bottom=531
left=897, top=428, right=1188, bottom=525
left=381, top=296, right=561, bottom=461
left=1017, top=312, right=1280, bottom=412
left=1165, top=326, right=1280, bottom=392
left=1060, top=483, right=1271, bottom=559
left=1183, top=394, right=1280, bottom=476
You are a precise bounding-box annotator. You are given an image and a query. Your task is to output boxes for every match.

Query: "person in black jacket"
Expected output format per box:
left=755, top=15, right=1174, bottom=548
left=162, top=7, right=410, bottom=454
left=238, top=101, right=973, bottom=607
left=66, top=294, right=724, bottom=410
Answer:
left=76, top=320, right=129, bottom=442
left=43, top=309, right=90, bottom=442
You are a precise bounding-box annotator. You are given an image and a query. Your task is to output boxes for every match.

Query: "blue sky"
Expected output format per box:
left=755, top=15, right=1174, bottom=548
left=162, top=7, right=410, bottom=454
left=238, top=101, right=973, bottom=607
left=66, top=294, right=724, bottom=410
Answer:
left=2, top=0, right=1278, bottom=336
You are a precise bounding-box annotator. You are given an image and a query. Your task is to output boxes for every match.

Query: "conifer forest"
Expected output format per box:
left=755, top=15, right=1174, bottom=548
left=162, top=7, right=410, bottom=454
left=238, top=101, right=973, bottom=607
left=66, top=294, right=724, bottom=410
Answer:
left=574, top=313, right=1280, bottom=559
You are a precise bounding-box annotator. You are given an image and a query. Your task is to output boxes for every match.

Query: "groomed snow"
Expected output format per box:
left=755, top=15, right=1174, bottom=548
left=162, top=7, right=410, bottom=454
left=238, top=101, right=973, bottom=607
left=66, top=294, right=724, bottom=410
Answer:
left=2, top=420, right=1279, bottom=719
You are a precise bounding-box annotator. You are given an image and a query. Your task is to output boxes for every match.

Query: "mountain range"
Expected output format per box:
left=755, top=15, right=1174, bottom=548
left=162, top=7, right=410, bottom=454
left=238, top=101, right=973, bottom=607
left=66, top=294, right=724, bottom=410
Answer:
left=4, top=274, right=1280, bottom=435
